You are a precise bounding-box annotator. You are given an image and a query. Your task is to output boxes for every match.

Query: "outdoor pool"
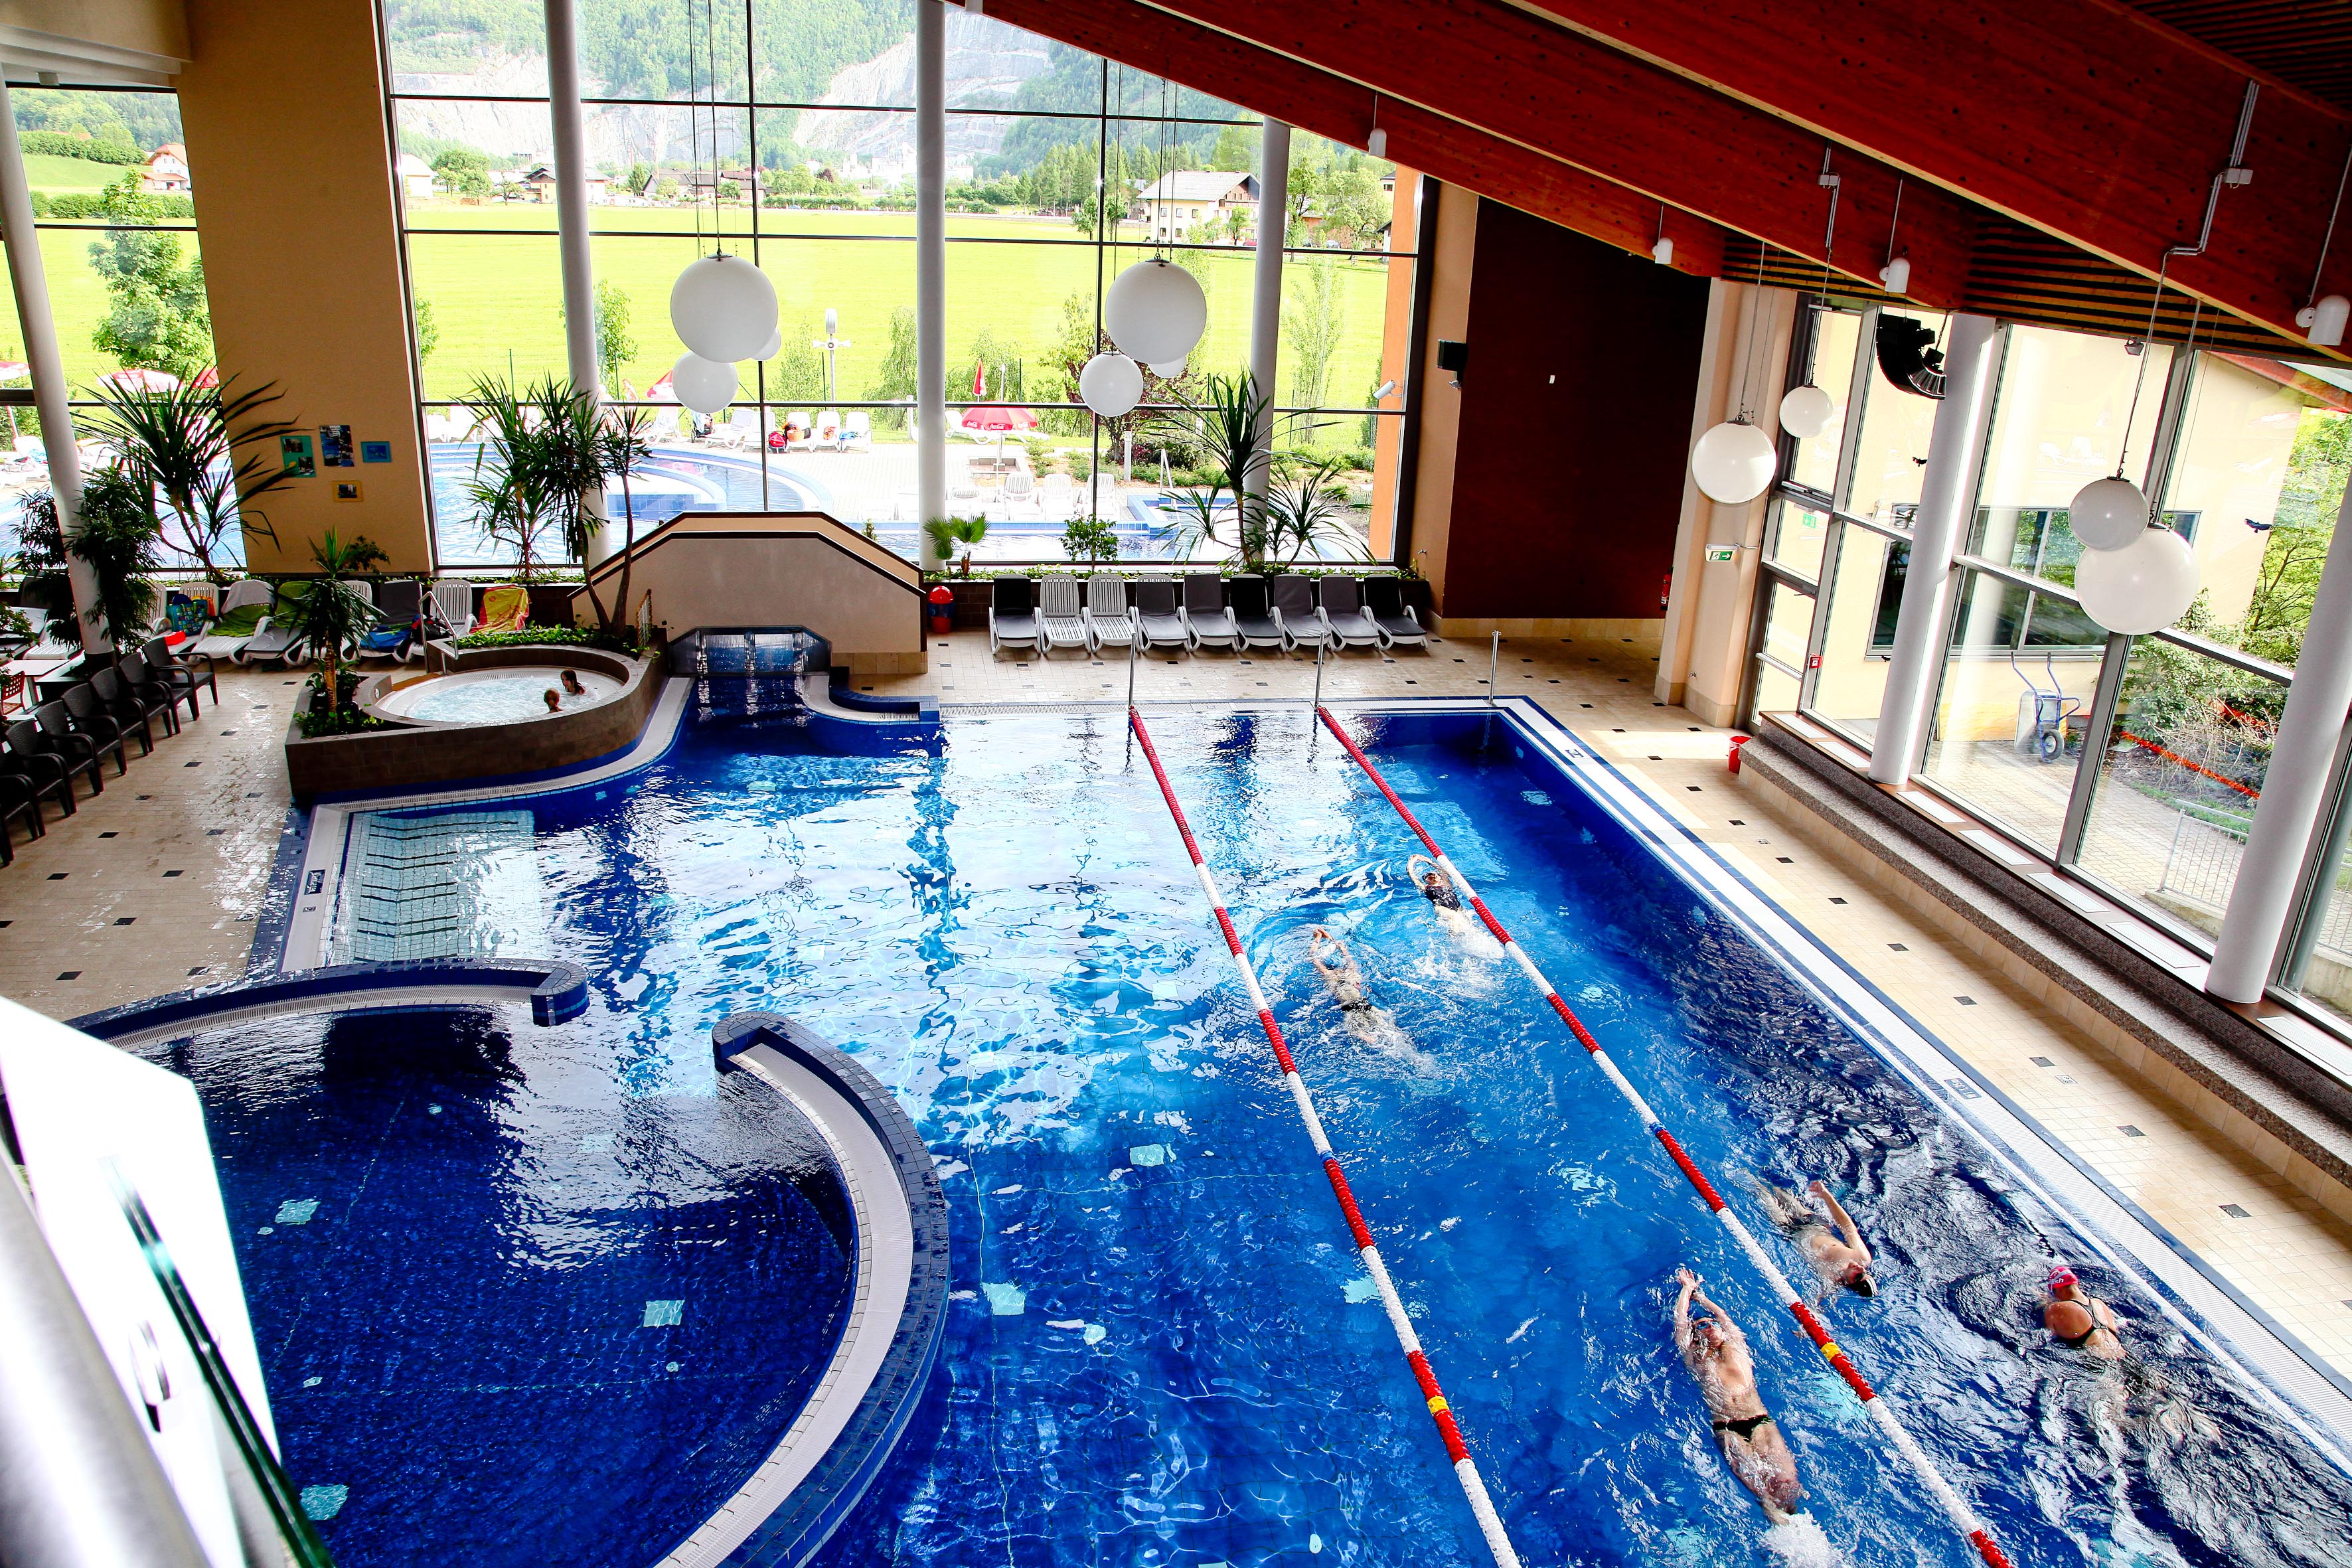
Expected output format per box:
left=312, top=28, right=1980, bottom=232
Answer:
left=289, top=698, right=2352, bottom=1567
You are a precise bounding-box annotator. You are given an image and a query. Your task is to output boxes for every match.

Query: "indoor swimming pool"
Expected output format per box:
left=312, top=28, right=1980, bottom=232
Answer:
left=263, top=700, right=2352, bottom=1567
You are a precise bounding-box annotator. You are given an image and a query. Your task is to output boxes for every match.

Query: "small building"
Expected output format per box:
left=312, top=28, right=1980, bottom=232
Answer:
left=395, top=152, right=434, bottom=201
left=1136, top=171, right=1257, bottom=242
left=139, top=142, right=190, bottom=194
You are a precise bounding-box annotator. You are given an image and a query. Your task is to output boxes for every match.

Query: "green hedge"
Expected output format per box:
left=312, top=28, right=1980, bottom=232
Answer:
left=453, top=625, right=637, bottom=655
left=33, top=190, right=195, bottom=220
left=21, top=131, right=142, bottom=165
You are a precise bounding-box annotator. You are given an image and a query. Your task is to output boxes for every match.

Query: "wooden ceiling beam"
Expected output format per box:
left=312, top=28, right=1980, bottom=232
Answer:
left=982, top=0, right=1732, bottom=279
left=1508, top=0, right=2352, bottom=347
left=1123, top=0, right=1979, bottom=307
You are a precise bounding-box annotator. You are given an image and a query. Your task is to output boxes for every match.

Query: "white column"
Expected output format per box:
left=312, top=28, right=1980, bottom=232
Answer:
left=1867, top=313, right=1998, bottom=786
left=0, top=80, right=101, bottom=651
left=1245, top=118, right=1290, bottom=507
left=914, top=0, right=946, bottom=568
left=544, top=0, right=613, bottom=566
left=2208, top=492, right=2352, bottom=1000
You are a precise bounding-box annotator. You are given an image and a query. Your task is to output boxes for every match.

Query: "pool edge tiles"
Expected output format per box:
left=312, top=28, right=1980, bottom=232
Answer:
left=661, top=1013, right=949, bottom=1568
left=1403, top=694, right=2352, bottom=1460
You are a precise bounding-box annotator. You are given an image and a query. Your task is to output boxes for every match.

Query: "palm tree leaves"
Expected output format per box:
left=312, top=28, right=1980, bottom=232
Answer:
left=83, top=374, right=298, bottom=584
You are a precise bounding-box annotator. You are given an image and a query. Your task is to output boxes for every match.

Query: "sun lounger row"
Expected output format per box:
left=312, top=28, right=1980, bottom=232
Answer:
left=988, top=574, right=1425, bottom=657
left=0, top=637, right=216, bottom=865
left=183, top=576, right=530, bottom=668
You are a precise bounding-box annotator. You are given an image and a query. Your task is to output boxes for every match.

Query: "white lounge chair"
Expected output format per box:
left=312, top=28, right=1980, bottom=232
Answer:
left=1038, top=575, right=1088, bottom=658
left=787, top=412, right=817, bottom=451
left=842, top=411, right=873, bottom=451
left=187, top=578, right=274, bottom=663
left=1316, top=576, right=1384, bottom=651
left=428, top=576, right=477, bottom=638
left=815, top=410, right=842, bottom=449
left=1083, top=574, right=1135, bottom=653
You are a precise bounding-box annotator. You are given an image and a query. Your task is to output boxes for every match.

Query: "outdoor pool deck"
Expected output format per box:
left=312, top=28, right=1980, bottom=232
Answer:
left=3, top=632, right=2351, bottom=1382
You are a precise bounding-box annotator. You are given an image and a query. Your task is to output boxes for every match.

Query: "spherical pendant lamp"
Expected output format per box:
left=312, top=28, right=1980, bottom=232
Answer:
left=2075, top=526, right=2199, bottom=635
left=1690, top=419, right=1776, bottom=505
left=2067, top=474, right=2151, bottom=552
left=670, top=254, right=777, bottom=364
left=1778, top=383, right=1835, bottom=441
left=670, top=352, right=738, bottom=416
left=1079, top=351, right=1144, bottom=418
left=1103, top=259, right=1207, bottom=366
left=757, top=328, right=783, bottom=361
left=1148, top=359, right=1188, bottom=379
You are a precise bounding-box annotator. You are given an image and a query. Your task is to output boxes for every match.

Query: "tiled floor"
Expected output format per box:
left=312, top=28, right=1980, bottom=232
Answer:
left=7, top=633, right=2352, bottom=1377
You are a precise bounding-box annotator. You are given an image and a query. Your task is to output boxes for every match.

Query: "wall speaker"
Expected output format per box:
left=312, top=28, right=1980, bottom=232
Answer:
left=1436, top=339, right=1467, bottom=386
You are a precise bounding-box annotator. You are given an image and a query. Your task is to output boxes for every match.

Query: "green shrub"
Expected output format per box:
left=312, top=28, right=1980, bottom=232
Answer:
left=21, top=131, right=142, bottom=165
left=453, top=623, right=636, bottom=655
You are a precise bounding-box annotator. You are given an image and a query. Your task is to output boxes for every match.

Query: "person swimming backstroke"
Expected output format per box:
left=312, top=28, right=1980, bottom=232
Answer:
left=1757, top=1178, right=1878, bottom=1298
left=1407, top=854, right=1488, bottom=951
left=1673, top=1266, right=1805, bottom=1525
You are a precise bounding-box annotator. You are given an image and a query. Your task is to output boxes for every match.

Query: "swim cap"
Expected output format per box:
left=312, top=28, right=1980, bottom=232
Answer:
left=2046, top=1263, right=2078, bottom=1291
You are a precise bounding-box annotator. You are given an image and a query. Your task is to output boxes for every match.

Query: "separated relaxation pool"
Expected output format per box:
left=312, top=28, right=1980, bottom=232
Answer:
left=219, top=694, right=2352, bottom=1567
left=374, top=666, right=624, bottom=725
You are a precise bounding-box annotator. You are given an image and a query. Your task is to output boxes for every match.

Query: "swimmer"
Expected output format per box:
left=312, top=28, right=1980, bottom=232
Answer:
left=543, top=687, right=562, bottom=713
left=1407, top=854, right=1482, bottom=947
left=1674, top=1267, right=1804, bottom=1524
left=1756, top=1178, right=1877, bottom=1297
left=2044, top=1263, right=2126, bottom=1361
left=1308, top=927, right=1405, bottom=1047
left=560, top=668, right=585, bottom=696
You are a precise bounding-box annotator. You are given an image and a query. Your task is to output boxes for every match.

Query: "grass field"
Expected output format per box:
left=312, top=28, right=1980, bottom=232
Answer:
left=24, top=153, right=126, bottom=191
left=0, top=202, right=1403, bottom=436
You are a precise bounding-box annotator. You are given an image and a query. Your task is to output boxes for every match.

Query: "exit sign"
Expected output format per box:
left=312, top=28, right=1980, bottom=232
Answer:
left=1704, top=546, right=1737, bottom=563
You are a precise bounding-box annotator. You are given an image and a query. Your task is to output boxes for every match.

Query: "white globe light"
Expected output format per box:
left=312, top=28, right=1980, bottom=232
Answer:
left=2068, top=474, right=2150, bottom=552
left=670, top=352, right=738, bottom=416
left=1148, top=359, right=1188, bottom=379
left=1103, top=259, right=1208, bottom=365
left=669, top=253, right=777, bottom=364
left=757, top=328, right=783, bottom=360
left=1778, top=383, right=1835, bottom=440
left=1690, top=420, right=1776, bottom=505
left=2075, top=526, right=2199, bottom=635
left=1079, top=351, right=1143, bottom=418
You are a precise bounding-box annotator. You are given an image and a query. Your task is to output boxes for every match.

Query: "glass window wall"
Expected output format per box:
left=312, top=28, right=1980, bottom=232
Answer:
left=382, top=2, right=1419, bottom=566
left=1786, top=306, right=1858, bottom=498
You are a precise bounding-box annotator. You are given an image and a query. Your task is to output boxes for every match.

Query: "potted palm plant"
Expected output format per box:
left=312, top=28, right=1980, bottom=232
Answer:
left=84, top=374, right=301, bottom=587
left=922, top=516, right=989, bottom=576
left=286, top=530, right=386, bottom=737
left=1265, top=454, right=1354, bottom=564
left=1148, top=372, right=1273, bottom=571
left=461, top=376, right=560, bottom=580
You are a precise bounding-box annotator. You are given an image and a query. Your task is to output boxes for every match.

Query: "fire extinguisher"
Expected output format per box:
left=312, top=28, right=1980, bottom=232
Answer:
left=927, top=585, right=955, bottom=635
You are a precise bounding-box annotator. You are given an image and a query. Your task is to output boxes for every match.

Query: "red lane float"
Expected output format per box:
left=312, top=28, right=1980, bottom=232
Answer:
left=1314, top=705, right=2013, bottom=1568
left=1127, top=707, right=1525, bottom=1568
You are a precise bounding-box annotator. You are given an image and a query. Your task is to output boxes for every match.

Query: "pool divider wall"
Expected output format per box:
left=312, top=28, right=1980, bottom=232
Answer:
left=66, top=958, right=593, bottom=1044
left=694, top=1012, right=949, bottom=1568
left=283, top=645, right=659, bottom=800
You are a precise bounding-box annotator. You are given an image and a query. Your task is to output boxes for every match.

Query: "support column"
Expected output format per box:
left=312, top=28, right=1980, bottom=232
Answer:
left=915, top=0, right=946, bottom=569
left=1245, top=118, right=1290, bottom=507
left=1867, top=313, right=1997, bottom=786
left=544, top=0, right=613, bottom=566
left=2208, top=491, right=2352, bottom=1001
left=0, top=82, right=101, bottom=651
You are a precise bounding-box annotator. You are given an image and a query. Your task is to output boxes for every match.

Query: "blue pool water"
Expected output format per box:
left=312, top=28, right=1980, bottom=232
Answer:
left=141, top=1003, right=855, bottom=1565
left=275, top=700, right=2352, bottom=1567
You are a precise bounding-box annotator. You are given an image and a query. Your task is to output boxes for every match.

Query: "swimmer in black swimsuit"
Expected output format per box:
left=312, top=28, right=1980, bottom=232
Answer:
left=1674, top=1266, right=1803, bottom=1524
left=1407, top=854, right=1485, bottom=949
left=1308, top=928, right=1409, bottom=1048
left=2043, top=1263, right=2125, bottom=1360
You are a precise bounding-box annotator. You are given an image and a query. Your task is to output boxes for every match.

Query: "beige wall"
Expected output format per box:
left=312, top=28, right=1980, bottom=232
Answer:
left=175, top=0, right=431, bottom=574
left=0, top=0, right=187, bottom=62
left=1656, top=279, right=1796, bottom=726
left=1364, top=166, right=1420, bottom=560
left=1402, top=181, right=1474, bottom=599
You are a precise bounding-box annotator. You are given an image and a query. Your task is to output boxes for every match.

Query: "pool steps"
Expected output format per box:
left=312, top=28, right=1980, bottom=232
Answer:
left=1127, top=706, right=1527, bottom=1568
left=1316, top=705, right=2015, bottom=1568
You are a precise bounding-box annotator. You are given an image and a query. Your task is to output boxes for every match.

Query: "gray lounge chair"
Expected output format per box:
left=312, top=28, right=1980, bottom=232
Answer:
left=988, top=576, right=1039, bottom=656
left=1084, top=574, right=1136, bottom=652
left=238, top=579, right=338, bottom=668
left=1227, top=576, right=1284, bottom=651
left=1038, top=575, right=1089, bottom=658
left=1270, top=574, right=1333, bottom=654
left=1181, top=574, right=1239, bottom=651
left=1317, top=576, right=1383, bottom=650
left=1362, top=577, right=1427, bottom=649
left=1133, top=577, right=1188, bottom=651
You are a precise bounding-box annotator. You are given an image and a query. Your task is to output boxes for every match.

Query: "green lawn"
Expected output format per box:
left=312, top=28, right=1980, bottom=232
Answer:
left=24, top=153, right=127, bottom=191
left=0, top=200, right=1400, bottom=442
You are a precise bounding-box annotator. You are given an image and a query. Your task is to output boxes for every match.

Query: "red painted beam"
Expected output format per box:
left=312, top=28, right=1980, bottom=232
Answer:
left=1126, top=0, right=1978, bottom=305
left=1516, top=0, right=2352, bottom=345
left=986, top=0, right=1731, bottom=277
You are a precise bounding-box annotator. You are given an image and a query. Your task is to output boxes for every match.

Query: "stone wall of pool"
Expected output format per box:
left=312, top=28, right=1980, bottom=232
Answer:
left=284, top=645, right=659, bottom=801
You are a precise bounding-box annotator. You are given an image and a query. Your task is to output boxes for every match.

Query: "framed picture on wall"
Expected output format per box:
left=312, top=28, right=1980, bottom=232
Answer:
left=280, top=433, right=314, bottom=477
left=319, top=424, right=354, bottom=467
left=334, top=481, right=363, bottom=502
left=360, top=441, right=391, bottom=463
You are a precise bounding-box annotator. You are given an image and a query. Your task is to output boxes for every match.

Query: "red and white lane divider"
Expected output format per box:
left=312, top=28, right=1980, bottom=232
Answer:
left=1128, top=707, right=1525, bottom=1568
left=1314, top=706, right=2013, bottom=1568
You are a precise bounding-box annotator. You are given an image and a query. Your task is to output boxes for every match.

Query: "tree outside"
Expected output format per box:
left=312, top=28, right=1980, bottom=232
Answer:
left=87, top=174, right=212, bottom=377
